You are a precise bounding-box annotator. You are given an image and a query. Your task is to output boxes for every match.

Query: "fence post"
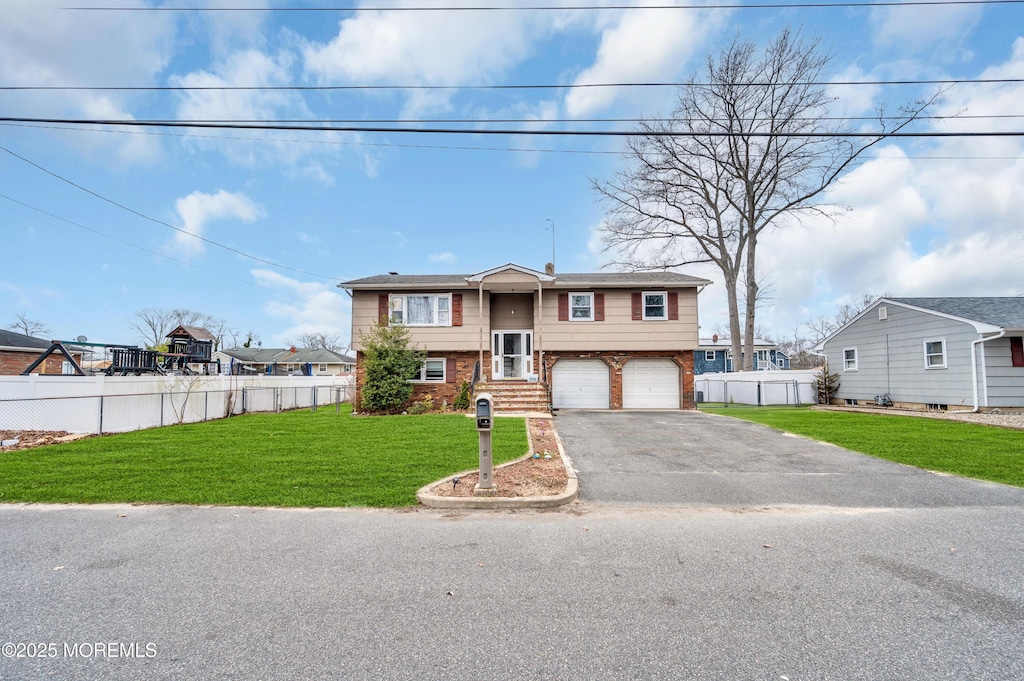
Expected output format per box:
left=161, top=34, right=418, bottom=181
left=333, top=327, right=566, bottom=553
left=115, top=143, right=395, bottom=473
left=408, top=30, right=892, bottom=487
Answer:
left=204, top=391, right=209, bottom=421
left=723, top=381, right=729, bottom=408
left=311, top=386, right=317, bottom=413
left=336, top=387, right=341, bottom=414
left=794, top=379, right=801, bottom=407
left=160, top=393, right=165, bottom=427
left=242, top=387, right=247, bottom=414
left=98, top=395, right=104, bottom=434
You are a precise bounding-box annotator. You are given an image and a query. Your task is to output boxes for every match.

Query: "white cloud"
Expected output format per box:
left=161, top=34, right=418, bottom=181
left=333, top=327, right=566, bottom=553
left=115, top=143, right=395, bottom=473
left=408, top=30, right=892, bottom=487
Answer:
left=429, top=252, right=458, bottom=264
left=870, top=4, right=982, bottom=58
left=251, top=269, right=351, bottom=345
left=564, top=8, right=727, bottom=118
left=173, top=190, right=263, bottom=256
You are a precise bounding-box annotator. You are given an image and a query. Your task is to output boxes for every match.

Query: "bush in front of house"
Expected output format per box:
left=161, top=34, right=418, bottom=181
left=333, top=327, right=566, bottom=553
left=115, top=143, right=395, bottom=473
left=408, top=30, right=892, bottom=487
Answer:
left=359, top=321, right=426, bottom=413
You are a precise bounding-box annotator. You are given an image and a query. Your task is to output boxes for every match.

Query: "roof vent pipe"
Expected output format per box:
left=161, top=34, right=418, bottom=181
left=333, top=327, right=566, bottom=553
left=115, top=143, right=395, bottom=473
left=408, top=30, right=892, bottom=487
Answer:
left=545, top=262, right=554, bottom=275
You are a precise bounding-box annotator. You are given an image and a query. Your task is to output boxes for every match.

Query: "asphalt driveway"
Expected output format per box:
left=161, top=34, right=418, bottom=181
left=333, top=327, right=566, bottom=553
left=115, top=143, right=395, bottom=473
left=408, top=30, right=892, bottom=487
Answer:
left=554, top=410, right=1024, bottom=508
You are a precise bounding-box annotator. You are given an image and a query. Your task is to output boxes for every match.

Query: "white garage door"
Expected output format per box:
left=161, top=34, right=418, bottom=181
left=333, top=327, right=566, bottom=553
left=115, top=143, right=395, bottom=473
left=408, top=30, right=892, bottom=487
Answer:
left=622, top=359, right=680, bottom=409
left=552, top=359, right=610, bottom=409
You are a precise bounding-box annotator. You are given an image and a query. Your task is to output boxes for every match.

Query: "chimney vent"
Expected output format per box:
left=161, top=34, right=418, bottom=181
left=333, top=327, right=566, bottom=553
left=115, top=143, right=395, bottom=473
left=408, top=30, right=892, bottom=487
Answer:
left=544, top=262, right=554, bottom=275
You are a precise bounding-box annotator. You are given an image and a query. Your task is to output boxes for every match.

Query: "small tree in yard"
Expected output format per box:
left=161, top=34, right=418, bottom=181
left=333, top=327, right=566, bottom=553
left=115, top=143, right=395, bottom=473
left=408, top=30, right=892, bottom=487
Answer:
left=815, top=362, right=840, bottom=405
left=358, top=322, right=425, bottom=413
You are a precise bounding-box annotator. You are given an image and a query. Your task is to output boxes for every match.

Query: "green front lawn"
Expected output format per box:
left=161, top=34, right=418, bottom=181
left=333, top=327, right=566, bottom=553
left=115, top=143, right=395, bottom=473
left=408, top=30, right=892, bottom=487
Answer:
left=0, top=406, right=528, bottom=507
left=702, top=406, right=1024, bottom=487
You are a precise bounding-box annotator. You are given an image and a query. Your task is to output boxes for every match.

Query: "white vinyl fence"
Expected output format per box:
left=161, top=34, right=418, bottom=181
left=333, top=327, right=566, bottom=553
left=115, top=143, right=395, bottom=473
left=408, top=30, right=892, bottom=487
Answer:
left=696, top=370, right=818, bottom=406
left=0, top=374, right=355, bottom=434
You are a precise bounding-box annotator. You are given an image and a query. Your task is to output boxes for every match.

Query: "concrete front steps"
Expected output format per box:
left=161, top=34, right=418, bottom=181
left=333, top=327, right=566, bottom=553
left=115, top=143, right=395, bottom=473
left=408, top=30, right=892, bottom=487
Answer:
left=474, top=381, right=550, bottom=414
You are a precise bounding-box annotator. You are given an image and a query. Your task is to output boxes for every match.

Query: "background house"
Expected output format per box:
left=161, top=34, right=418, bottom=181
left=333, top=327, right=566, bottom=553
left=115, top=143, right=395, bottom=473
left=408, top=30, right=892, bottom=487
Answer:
left=695, top=337, right=790, bottom=374
left=342, top=263, right=711, bottom=411
left=815, top=297, right=1024, bottom=410
left=214, top=348, right=355, bottom=376
left=0, top=330, right=83, bottom=376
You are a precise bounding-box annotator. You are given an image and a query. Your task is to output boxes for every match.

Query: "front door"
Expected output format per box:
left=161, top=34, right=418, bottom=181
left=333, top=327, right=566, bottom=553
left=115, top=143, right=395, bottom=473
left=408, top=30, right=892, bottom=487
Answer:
left=492, top=330, right=533, bottom=379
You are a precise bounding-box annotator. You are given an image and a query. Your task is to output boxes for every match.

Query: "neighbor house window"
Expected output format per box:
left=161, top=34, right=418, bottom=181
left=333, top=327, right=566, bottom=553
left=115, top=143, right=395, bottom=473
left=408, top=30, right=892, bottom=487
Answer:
left=318, top=364, right=328, bottom=372
left=390, top=293, right=452, bottom=327
left=843, top=348, right=858, bottom=371
left=756, top=350, right=769, bottom=363
left=413, top=358, right=446, bottom=382
left=704, top=351, right=716, bottom=361
left=642, top=291, right=667, bottom=320
left=570, top=292, right=594, bottom=321
left=924, top=339, right=947, bottom=369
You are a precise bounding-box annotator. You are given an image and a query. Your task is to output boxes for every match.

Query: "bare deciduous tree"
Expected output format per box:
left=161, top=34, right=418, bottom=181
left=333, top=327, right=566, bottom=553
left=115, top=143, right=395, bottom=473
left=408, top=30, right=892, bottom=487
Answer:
left=294, top=332, right=347, bottom=352
left=9, top=313, right=50, bottom=338
left=596, top=27, right=936, bottom=370
left=132, top=308, right=228, bottom=349
left=804, top=293, right=884, bottom=345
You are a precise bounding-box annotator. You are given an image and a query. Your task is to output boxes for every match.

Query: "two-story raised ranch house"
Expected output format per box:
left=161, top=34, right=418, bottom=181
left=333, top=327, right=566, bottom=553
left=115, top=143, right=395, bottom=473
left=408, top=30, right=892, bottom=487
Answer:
left=815, top=297, right=1024, bottom=411
left=341, top=263, right=711, bottom=411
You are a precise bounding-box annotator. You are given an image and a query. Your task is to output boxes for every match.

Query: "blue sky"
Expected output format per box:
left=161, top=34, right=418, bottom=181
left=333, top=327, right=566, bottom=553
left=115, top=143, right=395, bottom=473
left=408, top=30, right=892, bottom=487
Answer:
left=2, top=0, right=1023, bottom=350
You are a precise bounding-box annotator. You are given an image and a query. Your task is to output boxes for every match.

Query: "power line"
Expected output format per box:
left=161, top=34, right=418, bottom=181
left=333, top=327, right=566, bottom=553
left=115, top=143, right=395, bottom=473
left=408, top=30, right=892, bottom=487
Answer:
left=3, top=116, right=1023, bottom=138
left=5, top=78, right=1023, bottom=91
left=0, top=192, right=266, bottom=291
left=0, top=144, right=340, bottom=282
left=4, top=120, right=1021, bottom=160
left=63, top=1, right=1024, bottom=12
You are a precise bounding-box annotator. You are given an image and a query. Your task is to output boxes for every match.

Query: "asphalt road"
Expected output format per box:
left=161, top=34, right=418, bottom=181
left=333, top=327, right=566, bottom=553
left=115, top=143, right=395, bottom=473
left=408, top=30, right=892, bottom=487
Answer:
left=2, top=412, right=1022, bottom=680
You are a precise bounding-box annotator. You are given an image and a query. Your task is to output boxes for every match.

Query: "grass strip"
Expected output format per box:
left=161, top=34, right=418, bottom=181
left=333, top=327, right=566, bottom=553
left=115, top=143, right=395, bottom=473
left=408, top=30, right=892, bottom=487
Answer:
left=702, top=406, right=1024, bottom=487
left=0, top=406, right=527, bottom=507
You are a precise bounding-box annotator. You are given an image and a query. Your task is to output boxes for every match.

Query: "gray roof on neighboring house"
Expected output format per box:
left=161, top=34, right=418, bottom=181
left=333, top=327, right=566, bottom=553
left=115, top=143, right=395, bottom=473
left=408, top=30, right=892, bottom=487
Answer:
left=341, top=269, right=711, bottom=289
left=217, top=348, right=352, bottom=364
left=698, top=338, right=777, bottom=349
left=887, top=297, right=1024, bottom=330
left=0, top=329, right=51, bottom=350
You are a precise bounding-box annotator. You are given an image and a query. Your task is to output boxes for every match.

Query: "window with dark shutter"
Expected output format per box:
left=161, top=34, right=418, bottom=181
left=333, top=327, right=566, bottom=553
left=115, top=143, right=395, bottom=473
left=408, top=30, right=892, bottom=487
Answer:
left=558, top=293, right=569, bottom=321
left=594, top=292, right=605, bottom=321
left=1011, top=337, right=1024, bottom=368
left=631, top=292, right=642, bottom=320
left=378, top=294, right=389, bottom=325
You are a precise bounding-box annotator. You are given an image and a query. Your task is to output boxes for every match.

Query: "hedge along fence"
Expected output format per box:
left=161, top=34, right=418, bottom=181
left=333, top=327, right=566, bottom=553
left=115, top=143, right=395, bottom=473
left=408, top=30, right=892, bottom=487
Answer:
left=696, top=370, right=819, bottom=406
left=0, top=374, right=355, bottom=434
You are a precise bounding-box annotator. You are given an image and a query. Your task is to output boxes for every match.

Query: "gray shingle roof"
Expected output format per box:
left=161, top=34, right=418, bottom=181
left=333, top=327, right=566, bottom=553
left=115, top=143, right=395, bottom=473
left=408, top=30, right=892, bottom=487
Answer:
left=218, top=348, right=351, bottom=364
left=340, top=269, right=711, bottom=288
left=888, top=297, right=1024, bottom=330
left=0, top=329, right=51, bottom=349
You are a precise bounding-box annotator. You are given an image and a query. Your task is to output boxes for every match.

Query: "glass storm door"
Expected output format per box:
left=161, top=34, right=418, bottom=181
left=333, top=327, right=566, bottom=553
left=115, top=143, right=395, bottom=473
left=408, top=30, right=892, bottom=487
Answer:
left=492, top=331, right=533, bottom=379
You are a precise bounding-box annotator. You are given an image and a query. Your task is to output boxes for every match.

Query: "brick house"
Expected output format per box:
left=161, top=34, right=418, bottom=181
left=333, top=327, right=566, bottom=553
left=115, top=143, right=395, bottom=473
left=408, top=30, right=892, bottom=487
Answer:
left=340, top=263, right=711, bottom=412
left=0, top=330, right=83, bottom=375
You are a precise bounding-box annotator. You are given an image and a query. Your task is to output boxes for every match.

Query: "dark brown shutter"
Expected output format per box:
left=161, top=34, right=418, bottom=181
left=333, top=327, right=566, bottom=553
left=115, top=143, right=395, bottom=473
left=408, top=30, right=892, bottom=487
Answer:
left=446, top=358, right=457, bottom=383
left=558, top=293, right=569, bottom=321
left=452, top=293, right=463, bottom=327
left=1011, top=337, right=1024, bottom=368
left=594, top=292, right=605, bottom=321
left=668, top=291, right=679, bottom=320
left=631, top=292, right=642, bottom=320
left=378, top=294, right=389, bottom=325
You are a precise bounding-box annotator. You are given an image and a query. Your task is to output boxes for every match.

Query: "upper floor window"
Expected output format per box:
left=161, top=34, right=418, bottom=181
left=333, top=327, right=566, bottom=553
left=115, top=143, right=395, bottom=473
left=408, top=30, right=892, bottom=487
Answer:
left=843, top=348, right=858, bottom=371
left=924, top=339, right=947, bottom=369
left=570, top=293, right=593, bottom=321
left=390, top=293, right=451, bottom=327
left=643, top=291, right=667, bottom=320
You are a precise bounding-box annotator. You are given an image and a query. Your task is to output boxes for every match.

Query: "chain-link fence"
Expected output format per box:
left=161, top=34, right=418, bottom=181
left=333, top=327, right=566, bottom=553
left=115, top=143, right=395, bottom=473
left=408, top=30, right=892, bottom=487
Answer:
left=0, top=382, right=355, bottom=435
left=696, top=373, right=817, bottom=406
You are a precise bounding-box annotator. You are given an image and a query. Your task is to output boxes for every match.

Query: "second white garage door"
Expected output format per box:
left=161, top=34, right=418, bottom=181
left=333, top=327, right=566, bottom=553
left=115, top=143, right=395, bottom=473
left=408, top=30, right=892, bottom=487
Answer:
left=622, top=359, right=680, bottom=409
left=552, top=359, right=610, bottom=409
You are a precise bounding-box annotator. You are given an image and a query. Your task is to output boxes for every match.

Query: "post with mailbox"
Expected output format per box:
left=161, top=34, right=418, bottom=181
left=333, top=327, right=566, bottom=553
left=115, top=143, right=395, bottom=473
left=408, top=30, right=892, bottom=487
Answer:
left=474, top=393, right=496, bottom=495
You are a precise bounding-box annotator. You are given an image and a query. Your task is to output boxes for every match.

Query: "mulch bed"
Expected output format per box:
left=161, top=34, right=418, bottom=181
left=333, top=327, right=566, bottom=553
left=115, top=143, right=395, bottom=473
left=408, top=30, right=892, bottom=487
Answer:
left=427, top=418, right=569, bottom=498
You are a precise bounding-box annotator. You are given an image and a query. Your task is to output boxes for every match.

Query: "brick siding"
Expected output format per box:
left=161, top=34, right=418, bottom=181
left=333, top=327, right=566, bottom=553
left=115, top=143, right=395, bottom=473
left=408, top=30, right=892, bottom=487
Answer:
left=0, top=350, right=83, bottom=376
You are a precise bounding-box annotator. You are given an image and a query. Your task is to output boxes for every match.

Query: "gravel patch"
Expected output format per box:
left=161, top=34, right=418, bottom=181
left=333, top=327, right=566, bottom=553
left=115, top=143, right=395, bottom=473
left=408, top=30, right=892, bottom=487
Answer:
left=816, top=406, right=1024, bottom=430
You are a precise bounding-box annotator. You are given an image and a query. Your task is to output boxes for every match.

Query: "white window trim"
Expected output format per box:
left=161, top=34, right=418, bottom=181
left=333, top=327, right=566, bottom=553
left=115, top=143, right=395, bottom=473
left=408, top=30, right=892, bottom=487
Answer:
left=412, top=357, right=446, bottom=383
left=569, top=292, right=594, bottom=321
left=318, top=364, right=328, bottom=372
left=642, top=290, right=668, bottom=321
left=704, top=350, right=716, bottom=361
left=843, top=347, right=858, bottom=371
left=923, top=339, right=947, bottom=369
left=389, top=293, right=453, bottom=327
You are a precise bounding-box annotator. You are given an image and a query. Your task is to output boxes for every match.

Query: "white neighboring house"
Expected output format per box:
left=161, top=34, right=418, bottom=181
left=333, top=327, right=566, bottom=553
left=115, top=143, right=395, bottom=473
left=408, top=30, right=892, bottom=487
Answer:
left=213, top=348, right=355, bottom=376
left=814, top=297, right=1024, bottom=411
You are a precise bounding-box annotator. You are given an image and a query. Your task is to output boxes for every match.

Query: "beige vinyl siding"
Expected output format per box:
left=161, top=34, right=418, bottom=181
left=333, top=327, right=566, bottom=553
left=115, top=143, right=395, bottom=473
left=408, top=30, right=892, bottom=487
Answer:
left=490, top=293, right=534, bottom=331
left=350, top=289, right=485, bottom=351
left=983, top=335, right=1024, bottom=407
left=540, top=288, right=700, bottom=351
